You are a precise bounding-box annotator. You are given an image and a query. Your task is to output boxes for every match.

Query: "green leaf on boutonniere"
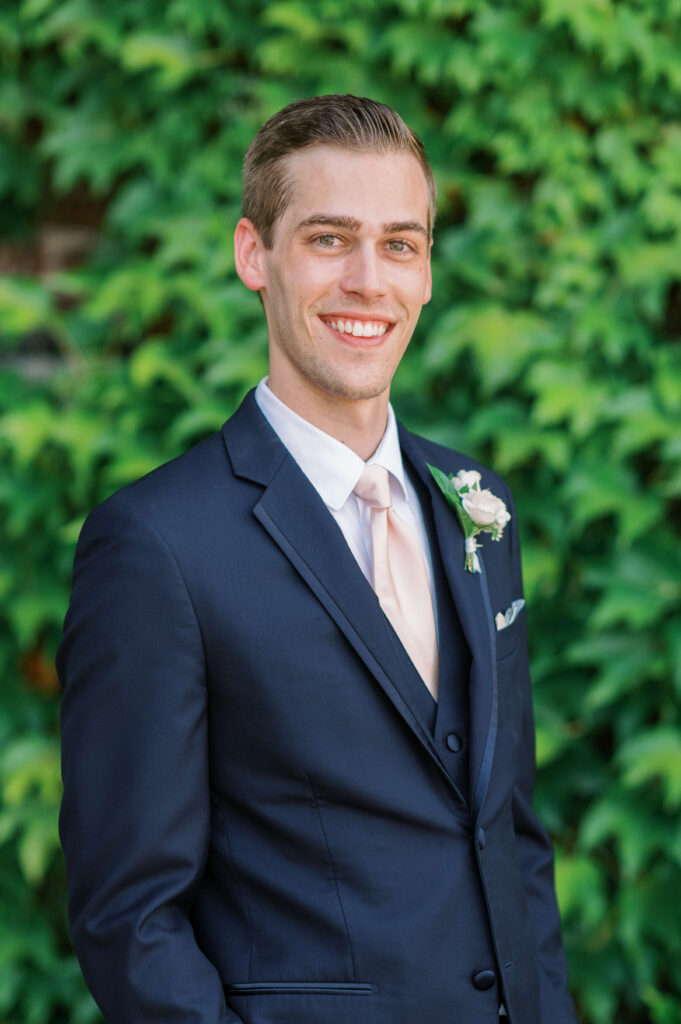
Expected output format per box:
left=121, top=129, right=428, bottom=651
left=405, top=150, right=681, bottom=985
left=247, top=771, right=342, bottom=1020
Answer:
left=427, top=463, right=511, bottom=573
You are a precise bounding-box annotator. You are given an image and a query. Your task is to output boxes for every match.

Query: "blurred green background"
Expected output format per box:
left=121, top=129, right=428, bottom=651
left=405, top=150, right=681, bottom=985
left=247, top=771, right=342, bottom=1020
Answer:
left=1, top=0, right=681, bottom=1021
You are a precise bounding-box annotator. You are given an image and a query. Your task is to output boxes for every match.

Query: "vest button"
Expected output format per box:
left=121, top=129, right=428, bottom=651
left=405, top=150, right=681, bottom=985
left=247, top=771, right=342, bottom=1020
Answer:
left=472, top=969, right=497, bottom=991
left=477, top=827, right=486, bottom=850
left=445, top=732, right=463, bottom=752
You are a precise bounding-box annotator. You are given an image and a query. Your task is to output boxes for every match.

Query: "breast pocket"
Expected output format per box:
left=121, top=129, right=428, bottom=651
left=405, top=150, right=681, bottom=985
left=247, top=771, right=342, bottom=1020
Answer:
left=225, top=981, right=376, bottom=1024
left=494, top=595, right=526, bottom=663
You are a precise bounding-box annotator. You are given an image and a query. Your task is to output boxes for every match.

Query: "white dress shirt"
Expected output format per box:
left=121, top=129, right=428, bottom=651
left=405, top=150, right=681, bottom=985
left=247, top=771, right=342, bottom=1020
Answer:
left=255, top=379, right=437, bottom=621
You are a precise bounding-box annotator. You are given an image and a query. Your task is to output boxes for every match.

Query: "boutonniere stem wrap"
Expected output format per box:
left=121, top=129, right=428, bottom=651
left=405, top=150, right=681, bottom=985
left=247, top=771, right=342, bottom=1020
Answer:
left=427, top=465, right=511, bottom=573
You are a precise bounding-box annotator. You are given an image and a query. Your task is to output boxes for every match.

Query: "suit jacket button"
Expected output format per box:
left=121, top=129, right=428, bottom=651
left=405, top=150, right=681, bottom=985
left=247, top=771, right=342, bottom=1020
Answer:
left=472, top=969, right=497, bottom=991
left=445, top=732, right=463, bottom=752
left=477, top=827, right=486, bottom=850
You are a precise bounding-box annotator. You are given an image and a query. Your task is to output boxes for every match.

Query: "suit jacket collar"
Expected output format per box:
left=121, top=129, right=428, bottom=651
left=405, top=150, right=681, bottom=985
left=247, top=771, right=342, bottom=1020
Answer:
left=220, top=389, right=287, bottom=487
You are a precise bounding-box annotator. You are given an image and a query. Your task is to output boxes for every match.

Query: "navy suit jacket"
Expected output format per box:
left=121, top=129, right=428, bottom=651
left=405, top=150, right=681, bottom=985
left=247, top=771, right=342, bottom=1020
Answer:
left=58, top=390, right=577, bottom=1024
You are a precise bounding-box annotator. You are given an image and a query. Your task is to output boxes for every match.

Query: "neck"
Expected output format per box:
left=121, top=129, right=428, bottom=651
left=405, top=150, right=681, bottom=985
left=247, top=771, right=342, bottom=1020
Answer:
left=266, top=377, right=390, bottom=461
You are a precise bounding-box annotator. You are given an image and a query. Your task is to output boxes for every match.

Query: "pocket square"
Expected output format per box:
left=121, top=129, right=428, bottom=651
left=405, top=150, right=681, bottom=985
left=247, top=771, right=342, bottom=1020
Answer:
left=495, top=599, right=525, bottom=632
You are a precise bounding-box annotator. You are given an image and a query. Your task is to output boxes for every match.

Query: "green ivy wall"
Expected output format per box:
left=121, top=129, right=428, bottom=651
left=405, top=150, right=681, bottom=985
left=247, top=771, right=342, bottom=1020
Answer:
left=1, top=1, right=680, bottom=1021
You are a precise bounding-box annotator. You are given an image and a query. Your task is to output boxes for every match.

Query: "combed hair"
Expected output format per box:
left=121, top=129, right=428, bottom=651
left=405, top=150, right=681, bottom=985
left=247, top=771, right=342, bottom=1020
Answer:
left=242, top=94, right=437, bottom=247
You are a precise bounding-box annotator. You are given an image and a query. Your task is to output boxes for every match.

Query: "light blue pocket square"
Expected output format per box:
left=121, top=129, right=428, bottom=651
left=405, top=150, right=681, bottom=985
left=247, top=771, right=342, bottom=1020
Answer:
left=495, top=599, right=525, bottom=632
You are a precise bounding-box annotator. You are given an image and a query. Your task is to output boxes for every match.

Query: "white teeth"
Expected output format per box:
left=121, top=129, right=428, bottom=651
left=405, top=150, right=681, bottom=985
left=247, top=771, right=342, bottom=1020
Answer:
left=324, top=318, right=390, bottom=337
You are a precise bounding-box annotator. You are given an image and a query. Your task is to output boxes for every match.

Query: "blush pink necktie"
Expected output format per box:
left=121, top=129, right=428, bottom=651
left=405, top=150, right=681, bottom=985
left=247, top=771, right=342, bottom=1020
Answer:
left=353, top=465, right=439, bottom=698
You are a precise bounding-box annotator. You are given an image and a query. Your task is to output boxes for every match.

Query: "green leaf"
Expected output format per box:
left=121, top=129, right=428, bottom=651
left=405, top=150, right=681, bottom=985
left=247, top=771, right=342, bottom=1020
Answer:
left=17, top=813, right=59, bottom=886
left=554, top=852, right=608, bottom=930
left=619, top=728, right=681, bottom=810
left=119, top=33, right=201, bottom=87
left=0, top=279, right=52, bottom=338
left=579, top=790, right=673, bottom=877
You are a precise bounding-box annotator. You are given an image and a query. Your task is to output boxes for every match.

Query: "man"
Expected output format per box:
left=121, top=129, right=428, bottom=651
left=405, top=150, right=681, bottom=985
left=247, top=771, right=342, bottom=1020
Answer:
left=58, top=94, right=577, bottom=1024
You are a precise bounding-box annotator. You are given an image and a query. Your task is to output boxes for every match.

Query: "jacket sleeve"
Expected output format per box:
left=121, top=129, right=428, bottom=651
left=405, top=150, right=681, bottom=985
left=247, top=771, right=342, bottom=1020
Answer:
left=58, top=493, right=242, bottom=1023
left=506, top=491, right=578, bottom=1024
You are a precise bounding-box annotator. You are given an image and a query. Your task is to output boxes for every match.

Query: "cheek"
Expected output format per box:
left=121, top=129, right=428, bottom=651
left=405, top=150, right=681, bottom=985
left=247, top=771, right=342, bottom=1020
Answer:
left=392, top=264, right=431, bottom=308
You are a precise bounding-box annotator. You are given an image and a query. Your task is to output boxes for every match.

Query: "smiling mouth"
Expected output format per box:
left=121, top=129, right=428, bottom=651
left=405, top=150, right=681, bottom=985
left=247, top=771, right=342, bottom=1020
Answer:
left=320, top=316, right=393, bottom=339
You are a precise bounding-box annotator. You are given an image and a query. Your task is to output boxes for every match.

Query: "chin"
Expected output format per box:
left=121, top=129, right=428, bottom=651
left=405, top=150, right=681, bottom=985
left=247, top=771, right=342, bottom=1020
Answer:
left=315, top=373, right=391, bottom=403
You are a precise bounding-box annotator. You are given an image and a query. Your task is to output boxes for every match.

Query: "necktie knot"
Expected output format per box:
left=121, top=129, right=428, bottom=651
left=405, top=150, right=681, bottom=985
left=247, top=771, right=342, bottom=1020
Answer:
left=353, top=464, right=392, bottom=510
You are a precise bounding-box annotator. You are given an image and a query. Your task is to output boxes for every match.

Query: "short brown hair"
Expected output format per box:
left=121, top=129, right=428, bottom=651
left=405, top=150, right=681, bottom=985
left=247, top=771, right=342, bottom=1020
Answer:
left=242, top=94, right=437, bottom=247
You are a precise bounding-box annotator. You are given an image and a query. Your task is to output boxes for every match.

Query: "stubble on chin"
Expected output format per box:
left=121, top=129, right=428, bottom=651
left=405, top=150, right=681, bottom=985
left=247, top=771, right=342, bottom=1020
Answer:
left=297, top=352, right=393, bottom=403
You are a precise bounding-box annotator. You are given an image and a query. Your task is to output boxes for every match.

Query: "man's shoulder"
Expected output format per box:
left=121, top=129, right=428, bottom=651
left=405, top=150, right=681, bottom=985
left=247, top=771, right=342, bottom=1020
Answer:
left=115, top=429, right=225, bottom=497
left=83, top=427, right=240, bottom=543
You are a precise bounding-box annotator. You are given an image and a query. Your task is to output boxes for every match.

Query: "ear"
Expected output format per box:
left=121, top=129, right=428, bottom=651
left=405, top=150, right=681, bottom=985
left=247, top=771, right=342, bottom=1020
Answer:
left=423, top=238, right=433, bottom=305
left=234, top=217, right=267, bottom=292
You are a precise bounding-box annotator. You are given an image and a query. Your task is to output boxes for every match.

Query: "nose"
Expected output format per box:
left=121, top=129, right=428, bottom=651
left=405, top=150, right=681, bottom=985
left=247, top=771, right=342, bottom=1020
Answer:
left=340, top=243, right=388, bottom=299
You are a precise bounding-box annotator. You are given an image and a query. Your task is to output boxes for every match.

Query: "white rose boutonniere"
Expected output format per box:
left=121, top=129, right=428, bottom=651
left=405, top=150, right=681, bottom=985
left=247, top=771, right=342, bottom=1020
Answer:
left=427, top=464, right=511, bottom=573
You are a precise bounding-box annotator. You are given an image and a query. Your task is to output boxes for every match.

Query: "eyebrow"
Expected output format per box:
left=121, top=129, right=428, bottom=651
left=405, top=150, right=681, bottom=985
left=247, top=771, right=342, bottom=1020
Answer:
left=295, top=214, right=428, bottom=237
left=383, top=221, right=428, bottom=237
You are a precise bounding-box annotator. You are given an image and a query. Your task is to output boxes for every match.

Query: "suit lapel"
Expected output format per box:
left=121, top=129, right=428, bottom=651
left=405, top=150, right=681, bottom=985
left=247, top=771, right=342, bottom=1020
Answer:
left=399, top=426, right=499, bottom=817
left=221, top=393, right=449, bottom=781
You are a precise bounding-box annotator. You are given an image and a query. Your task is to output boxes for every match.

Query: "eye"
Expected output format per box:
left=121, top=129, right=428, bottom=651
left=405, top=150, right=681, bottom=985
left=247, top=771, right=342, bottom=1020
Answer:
left=386, top=239, right=412, bottom=253
left=316, top=234, right=339, bottom=247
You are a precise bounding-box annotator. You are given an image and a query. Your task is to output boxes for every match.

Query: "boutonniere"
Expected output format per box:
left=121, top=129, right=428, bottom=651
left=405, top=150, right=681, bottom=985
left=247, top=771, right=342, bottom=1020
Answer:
left=427, top=465, right=511, bottom=573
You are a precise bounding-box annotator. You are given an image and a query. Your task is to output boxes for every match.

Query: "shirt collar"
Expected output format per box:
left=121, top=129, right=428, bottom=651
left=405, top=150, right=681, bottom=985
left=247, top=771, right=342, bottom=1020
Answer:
left=254, top=378, right=410, bottom=511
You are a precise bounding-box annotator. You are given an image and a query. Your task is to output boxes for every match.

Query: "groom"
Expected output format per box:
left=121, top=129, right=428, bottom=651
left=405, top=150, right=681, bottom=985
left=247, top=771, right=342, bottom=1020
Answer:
left=58, top=95, right=577, bottom=1024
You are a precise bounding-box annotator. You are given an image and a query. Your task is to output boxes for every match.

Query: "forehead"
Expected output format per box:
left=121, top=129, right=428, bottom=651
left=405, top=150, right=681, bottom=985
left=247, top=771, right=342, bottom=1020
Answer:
left=280, top=145, right=430, bottom=231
